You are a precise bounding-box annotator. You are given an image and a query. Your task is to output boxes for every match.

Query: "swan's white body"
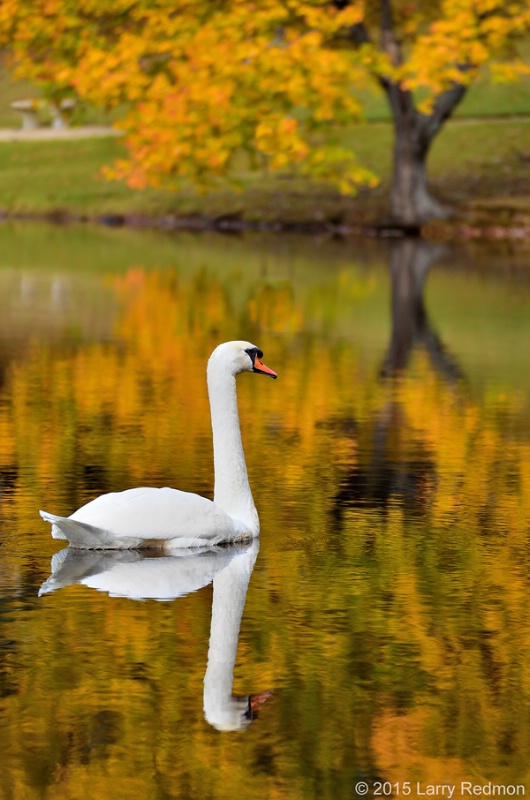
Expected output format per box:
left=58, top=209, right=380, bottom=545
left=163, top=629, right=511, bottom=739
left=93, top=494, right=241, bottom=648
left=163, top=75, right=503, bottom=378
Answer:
left=40, top=341, right=276, bottom=549
left=39, top=541, right=267, bottom=731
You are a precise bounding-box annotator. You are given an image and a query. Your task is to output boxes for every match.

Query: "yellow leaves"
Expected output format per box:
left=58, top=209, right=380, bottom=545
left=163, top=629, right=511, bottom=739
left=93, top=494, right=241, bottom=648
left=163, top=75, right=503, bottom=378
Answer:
left=491, top=61, right=530, bottom=83
left=255, top=116, right=308, bottom=167
left=0, top=0, right=371, bottom=193
left=403, top=0, right=530, bottom=94
left=4, top=0, right=530, bottom=193
left=300, top=145, right=378, bottom=195
left=290, top=0, right=364, bottom=35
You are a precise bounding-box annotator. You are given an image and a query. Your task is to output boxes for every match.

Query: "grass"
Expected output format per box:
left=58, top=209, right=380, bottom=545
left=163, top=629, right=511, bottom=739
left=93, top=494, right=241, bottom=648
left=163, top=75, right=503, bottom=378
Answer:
left=0, top=117, right=528, bottom=227
left=0, top=62, right=529, bottom=228
left=0, top=138, right=173, bottom=215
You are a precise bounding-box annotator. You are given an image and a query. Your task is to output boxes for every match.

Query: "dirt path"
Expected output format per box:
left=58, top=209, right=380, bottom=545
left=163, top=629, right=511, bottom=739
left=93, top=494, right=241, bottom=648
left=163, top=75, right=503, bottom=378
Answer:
left=0, top=125, right=121, bottom=141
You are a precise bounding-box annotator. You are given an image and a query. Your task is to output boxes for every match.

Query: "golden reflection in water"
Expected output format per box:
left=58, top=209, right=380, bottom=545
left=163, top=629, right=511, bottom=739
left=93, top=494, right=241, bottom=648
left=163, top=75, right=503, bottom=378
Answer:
left=0, top=234, right=530, bottom=798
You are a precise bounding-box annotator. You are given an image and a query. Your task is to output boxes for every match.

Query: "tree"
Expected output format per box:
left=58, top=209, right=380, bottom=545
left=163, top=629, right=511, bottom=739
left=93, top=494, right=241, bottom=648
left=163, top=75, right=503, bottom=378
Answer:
left=340, top=0, right=530, bottom=223
left=1, top=0, right=529, bottom=225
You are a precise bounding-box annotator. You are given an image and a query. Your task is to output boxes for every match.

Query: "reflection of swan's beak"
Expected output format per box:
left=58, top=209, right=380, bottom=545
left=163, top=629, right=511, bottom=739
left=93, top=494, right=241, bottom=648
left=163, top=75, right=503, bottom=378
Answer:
left=207, top=691, right=273, bottom=731
left=253, top=357, right=277, bottom=379
left=246, top=690, right=273, bottom=720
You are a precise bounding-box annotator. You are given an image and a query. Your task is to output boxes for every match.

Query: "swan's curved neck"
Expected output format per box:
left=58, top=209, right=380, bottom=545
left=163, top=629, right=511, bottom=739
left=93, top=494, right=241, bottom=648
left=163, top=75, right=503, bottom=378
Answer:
left=207, top=363, right=258, bottom=533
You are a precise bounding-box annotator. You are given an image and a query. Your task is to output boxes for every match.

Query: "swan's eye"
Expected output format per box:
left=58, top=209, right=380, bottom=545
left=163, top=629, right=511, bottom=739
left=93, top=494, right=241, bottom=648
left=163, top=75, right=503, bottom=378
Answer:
left=244, top=346, right=276, bottom=378
left=245, top=347, right=263, bottom=362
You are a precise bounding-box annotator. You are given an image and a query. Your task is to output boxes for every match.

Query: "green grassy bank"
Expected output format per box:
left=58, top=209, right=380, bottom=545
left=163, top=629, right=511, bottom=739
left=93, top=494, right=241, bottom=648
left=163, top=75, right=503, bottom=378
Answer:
left=0, top=117, right=529, bottom=233
left=1, top=62, right=530, bottom=234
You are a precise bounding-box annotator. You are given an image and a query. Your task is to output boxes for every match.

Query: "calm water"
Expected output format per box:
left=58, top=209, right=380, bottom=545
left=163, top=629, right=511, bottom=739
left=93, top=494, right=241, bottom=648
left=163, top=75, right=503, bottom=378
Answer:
left=1, top=223, right=530, bottom=799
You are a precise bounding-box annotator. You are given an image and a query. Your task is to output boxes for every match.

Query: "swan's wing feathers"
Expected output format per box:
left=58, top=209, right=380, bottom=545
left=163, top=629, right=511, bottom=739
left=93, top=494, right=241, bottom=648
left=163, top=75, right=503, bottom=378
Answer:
left=68, top=486, right=239, bottom=544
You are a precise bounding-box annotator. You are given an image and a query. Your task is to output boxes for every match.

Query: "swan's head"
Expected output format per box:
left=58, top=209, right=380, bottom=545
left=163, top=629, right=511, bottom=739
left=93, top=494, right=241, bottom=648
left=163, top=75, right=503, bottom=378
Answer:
left=208, top=341, right=277, bottom=379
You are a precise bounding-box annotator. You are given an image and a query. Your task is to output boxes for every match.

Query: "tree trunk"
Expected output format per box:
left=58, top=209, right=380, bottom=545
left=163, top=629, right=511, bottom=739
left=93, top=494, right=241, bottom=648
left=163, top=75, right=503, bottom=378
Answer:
left=341, top=3, right=469, bottom=226
left=391, top=112, right=448, bottom=224
left=378, top=0, right=468, bottom=226
left=383, top=78, right=469, bottom=225
left=382, top=78, right=458, bottom=225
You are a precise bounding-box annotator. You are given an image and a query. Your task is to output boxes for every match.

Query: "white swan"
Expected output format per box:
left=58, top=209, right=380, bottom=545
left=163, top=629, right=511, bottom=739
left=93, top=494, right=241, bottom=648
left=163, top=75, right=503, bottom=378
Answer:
left=39, top=341, right=277, bottom=549
left=39, top=541, right=271, bottom=731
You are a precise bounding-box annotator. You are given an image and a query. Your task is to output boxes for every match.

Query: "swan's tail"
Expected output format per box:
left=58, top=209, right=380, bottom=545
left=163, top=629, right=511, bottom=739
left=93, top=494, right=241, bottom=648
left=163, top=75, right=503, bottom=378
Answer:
left=39, top=510, right=114, bottom=549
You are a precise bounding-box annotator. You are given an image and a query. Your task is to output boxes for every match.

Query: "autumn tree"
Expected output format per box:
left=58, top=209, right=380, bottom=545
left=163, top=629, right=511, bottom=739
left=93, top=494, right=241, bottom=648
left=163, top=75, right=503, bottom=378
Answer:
left=342, top=0, right=530, bottom=223
left=1, top=0, right=529, bottom=225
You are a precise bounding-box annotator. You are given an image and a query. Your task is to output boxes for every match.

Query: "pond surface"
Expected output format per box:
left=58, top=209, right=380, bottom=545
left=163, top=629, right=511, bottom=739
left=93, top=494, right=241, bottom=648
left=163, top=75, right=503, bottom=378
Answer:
left=1, top=223, right=530, bottom=799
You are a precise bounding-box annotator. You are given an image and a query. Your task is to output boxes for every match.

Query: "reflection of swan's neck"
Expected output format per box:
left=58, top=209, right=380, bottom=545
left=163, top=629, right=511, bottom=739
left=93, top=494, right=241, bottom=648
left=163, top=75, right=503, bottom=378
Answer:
left=207, top=364, right=258, bottom=533
left=203, top=546, right=257, bottom=731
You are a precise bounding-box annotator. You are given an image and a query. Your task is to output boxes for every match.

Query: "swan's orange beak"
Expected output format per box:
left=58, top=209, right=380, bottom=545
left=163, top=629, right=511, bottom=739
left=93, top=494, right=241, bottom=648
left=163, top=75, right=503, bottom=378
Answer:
left=253, top=356, right=277, bottom=379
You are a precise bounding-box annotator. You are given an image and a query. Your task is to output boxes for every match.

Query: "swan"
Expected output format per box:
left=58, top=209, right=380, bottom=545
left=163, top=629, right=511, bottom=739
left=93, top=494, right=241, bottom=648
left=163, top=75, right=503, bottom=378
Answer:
left=39, top=341, right=277, bottom=549
left=39, top=540, right=271, bottom=730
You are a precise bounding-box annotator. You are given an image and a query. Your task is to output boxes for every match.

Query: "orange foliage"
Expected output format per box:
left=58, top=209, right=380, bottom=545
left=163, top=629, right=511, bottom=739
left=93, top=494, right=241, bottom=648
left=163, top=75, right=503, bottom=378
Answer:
left=2, top=1, right=529, bottom=193
left=1, top=251, right=530, bottom=795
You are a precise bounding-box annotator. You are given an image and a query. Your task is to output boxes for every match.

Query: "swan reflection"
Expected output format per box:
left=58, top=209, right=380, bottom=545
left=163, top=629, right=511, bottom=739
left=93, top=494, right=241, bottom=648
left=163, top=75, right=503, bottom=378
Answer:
left=39, top=539, right=270, bottom=731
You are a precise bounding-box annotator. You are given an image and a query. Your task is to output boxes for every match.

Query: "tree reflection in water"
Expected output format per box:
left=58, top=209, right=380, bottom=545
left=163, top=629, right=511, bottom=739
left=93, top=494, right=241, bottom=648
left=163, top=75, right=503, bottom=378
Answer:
left=0, top=230, right=529, bottom=797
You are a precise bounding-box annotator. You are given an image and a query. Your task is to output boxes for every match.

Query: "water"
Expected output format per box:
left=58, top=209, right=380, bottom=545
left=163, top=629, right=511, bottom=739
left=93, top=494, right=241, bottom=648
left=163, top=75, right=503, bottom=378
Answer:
left=1, top=223, right=530, bottom=799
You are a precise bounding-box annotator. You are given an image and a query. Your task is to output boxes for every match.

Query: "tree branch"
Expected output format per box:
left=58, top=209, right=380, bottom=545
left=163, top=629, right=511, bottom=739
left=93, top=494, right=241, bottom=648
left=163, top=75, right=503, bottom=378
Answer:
left=380, top=0, right=402, bottom=67
left=418, top=77, right=469, bottom=148
left=334, top=0, right=467, bottom=144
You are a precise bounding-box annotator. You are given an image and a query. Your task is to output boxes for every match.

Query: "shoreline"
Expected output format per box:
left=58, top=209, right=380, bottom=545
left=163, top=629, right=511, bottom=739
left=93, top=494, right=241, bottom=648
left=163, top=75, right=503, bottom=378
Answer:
left=0, top=125, right=529, bottom=244
left=1, top=206, right=529, bottom=244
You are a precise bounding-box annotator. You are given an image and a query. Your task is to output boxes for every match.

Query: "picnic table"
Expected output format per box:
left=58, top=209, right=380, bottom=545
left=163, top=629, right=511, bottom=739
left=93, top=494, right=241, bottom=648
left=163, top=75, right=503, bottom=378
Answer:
left=10, top=98, right=76, bottom=130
